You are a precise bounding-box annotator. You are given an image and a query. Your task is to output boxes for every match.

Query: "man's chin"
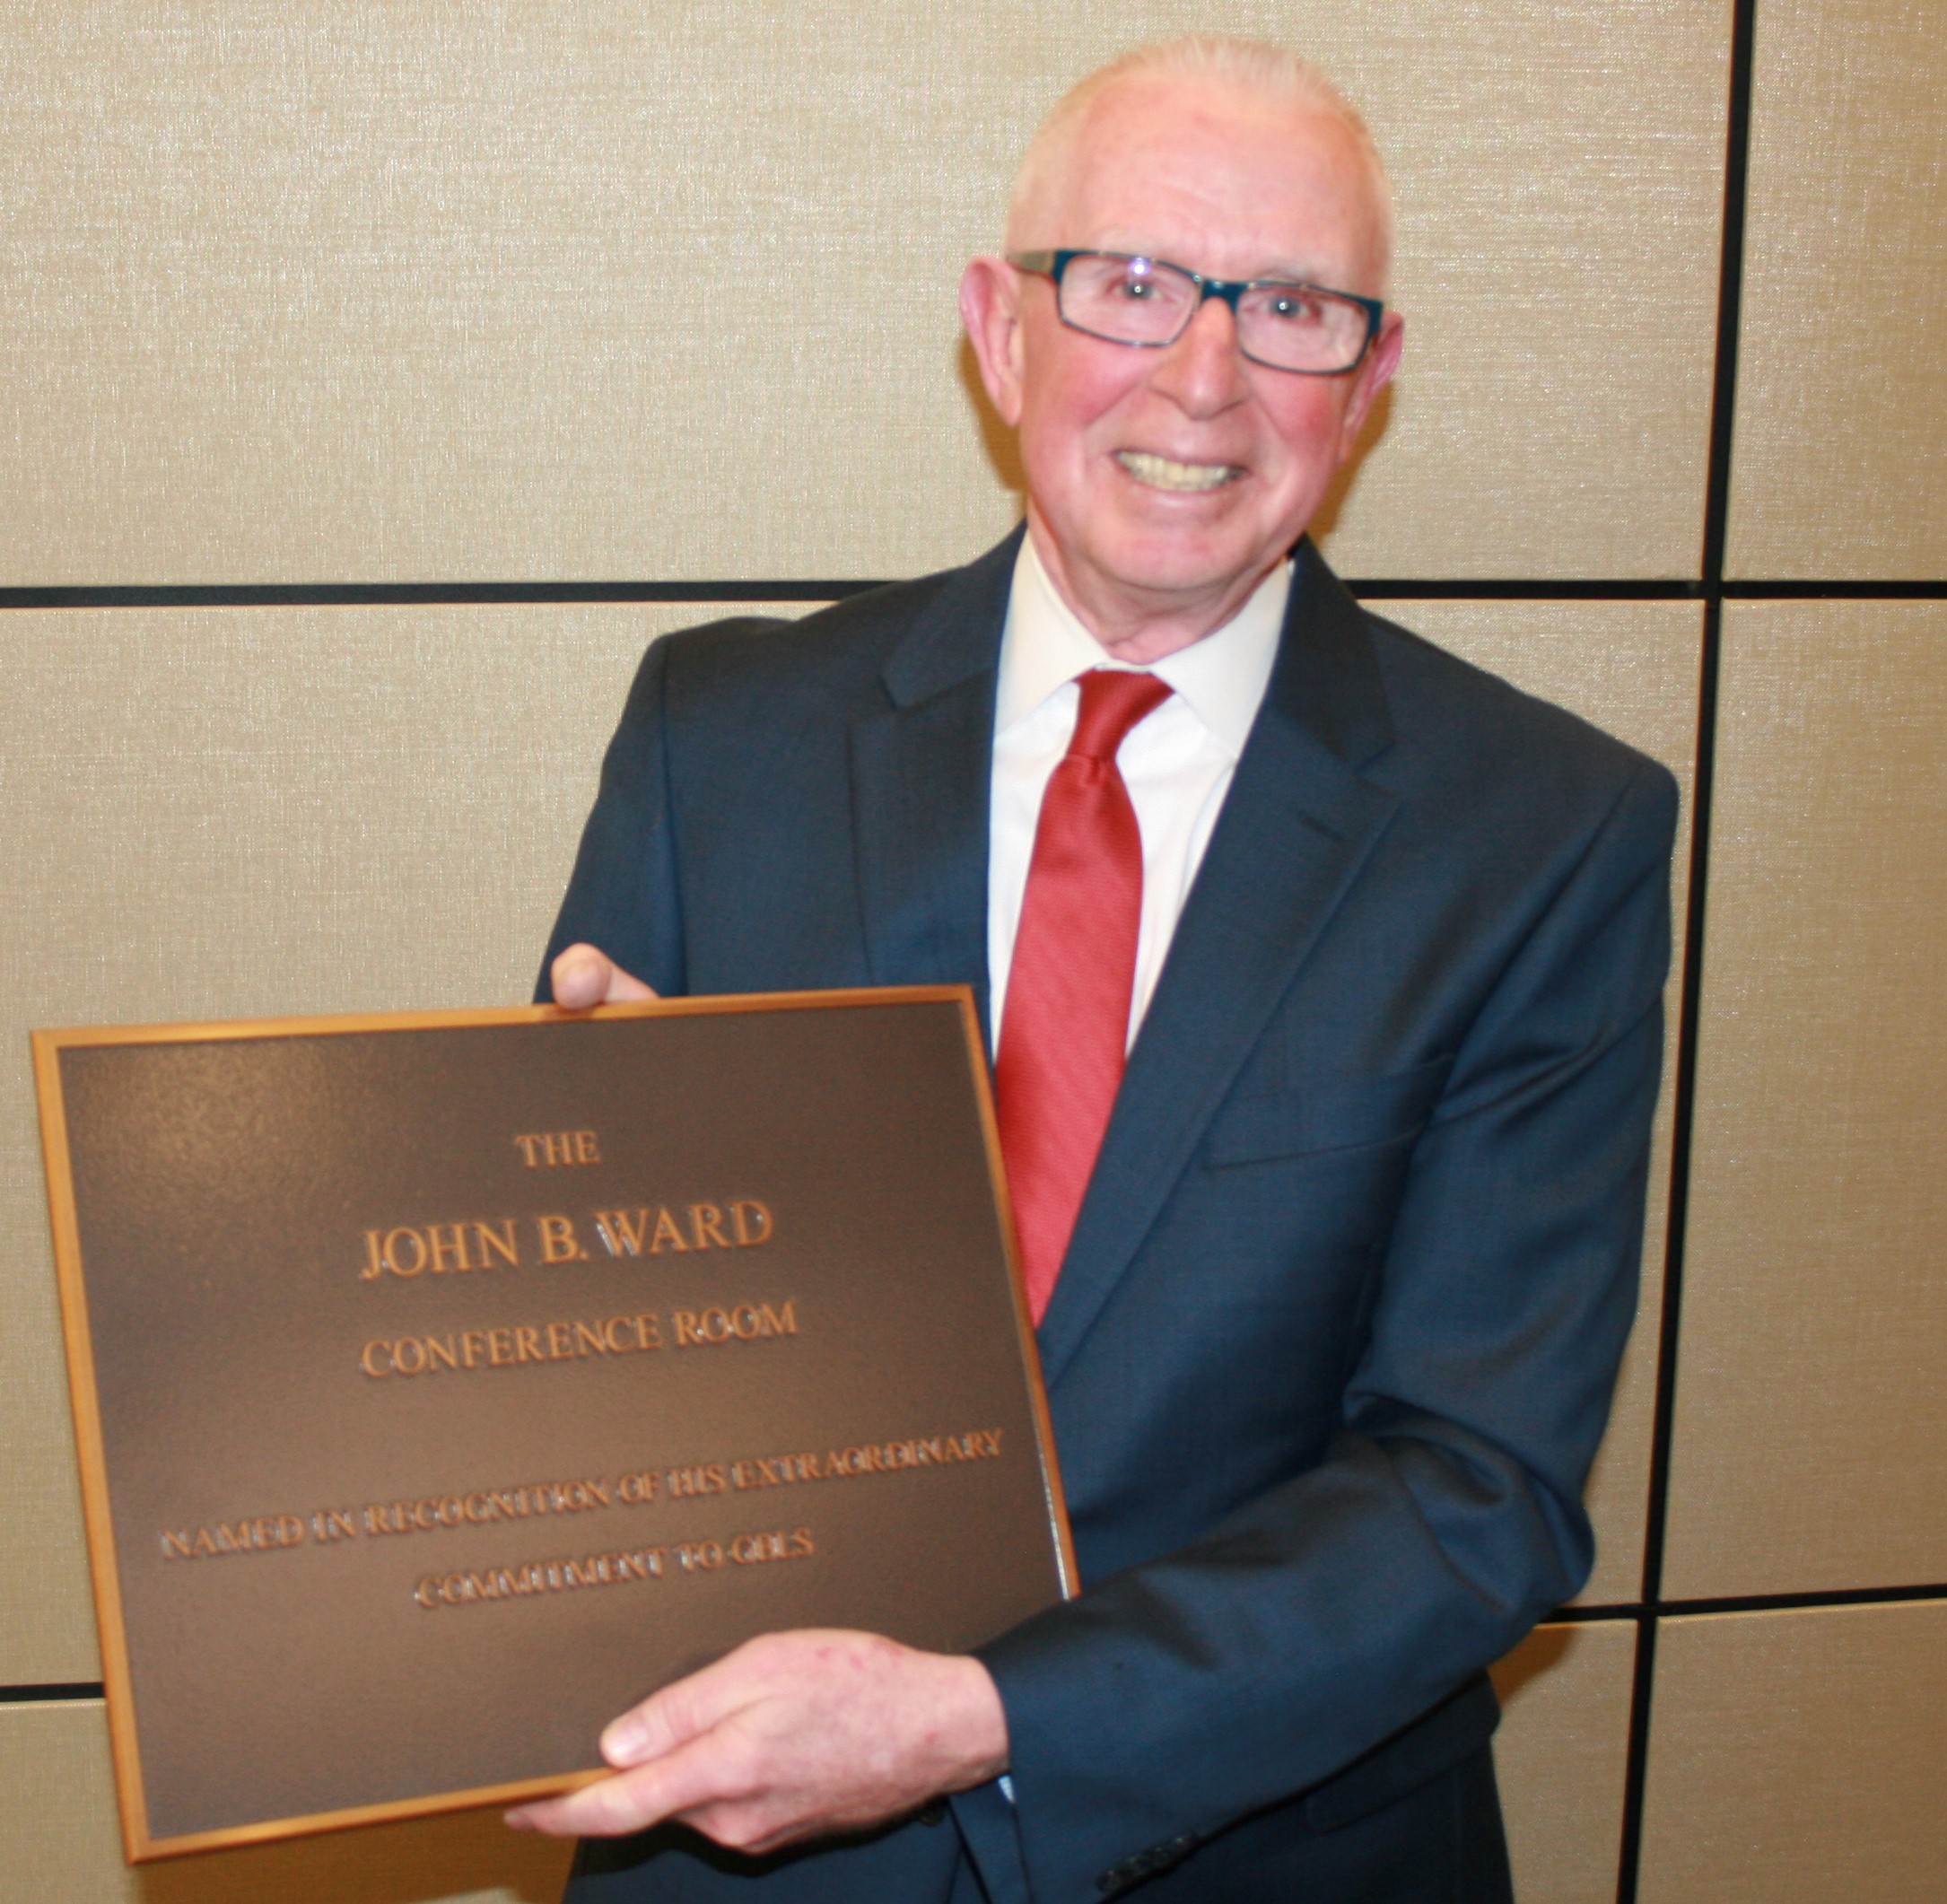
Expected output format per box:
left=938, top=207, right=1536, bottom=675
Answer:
left=1082, top=530, right=1283, bottom=608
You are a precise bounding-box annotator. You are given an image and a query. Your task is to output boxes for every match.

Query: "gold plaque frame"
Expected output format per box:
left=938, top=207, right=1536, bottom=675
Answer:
left=36, top=988, right=1074, bottom=1861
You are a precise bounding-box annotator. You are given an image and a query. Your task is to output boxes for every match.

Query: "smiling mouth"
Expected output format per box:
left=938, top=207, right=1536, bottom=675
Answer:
left=1114, top=450, right=1241, bottom=493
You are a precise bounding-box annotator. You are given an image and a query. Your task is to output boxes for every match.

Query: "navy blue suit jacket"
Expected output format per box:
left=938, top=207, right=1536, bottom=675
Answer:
left=541, top=530, right=1676, bottom=1902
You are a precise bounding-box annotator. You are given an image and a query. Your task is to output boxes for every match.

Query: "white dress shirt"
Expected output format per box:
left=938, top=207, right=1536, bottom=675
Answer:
left=987, top=533, right=1288, bottom=1055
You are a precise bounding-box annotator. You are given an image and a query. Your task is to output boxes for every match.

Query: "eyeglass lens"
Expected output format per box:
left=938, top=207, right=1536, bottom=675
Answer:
left=1058, top=253, right=1369, bottom=373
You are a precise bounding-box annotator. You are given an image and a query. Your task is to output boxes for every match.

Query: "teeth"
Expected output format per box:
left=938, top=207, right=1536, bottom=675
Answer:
left=1115, top=450, right=1239, bottom=493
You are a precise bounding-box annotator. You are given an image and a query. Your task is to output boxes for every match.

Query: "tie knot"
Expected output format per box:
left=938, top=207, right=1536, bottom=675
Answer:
left=1069, top=668, right=1172, bottom=764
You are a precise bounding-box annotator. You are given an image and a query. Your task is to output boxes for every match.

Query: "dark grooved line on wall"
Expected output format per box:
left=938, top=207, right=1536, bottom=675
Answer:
left=1, top=577, right=1940, bottom=612
left=1635, top=602, right=1723, bottom=1618
left=1613, top=0, right=1758, bottom=1895
left=1548, top=1582, right=1947, bottom=1624
left=4, top=1585, right=1942, bottom=1709
left=0, top=581, right=882, bottom=610
left=1699, top=22, right=1755, bottom=589
left=1718, top=579, right=1945, bottom=598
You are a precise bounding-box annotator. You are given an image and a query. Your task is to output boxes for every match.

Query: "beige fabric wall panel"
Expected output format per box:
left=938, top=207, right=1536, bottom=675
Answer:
left=1637, top=1601, right=1947, bottom=1904
left=1400, top=601, right=1703, bottom=1603
left=0, top=1699, right=572, bottom=1904
left=1489, top=1620, right=1636, bottom=1904
left=0, top=1, right=1726, bottom=587
left=1663, top=602, right=1947, bottom=1598
left=0, top=600, right=809, bottom=1683
left=1725, top=0, right=1947, bottom=579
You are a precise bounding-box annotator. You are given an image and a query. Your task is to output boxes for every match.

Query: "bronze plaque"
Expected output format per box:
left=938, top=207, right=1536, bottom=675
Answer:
left=34, top=989, right=1072, bottom=1861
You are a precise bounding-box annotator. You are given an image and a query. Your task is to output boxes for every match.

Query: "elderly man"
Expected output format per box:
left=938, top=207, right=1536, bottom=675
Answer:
left=512, top=35, right=1674, bottom=1904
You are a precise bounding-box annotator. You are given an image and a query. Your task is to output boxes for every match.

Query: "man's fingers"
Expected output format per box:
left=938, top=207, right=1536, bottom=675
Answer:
left=507, top=1661, right=764, bottom=1837
left=602, top=1637, right=781, bottom=1767
left=507, top=1632, right=1007, bottom=1847
left=550, top=942, right=658, bottom=1009
left=601, top=1678, right=705, bottom=1769
left=506, top=1735, right=744, bottom=1838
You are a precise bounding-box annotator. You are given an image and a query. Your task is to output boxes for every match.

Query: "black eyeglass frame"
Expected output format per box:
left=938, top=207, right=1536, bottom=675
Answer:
left=1006, top=249, right=1384, bottom=376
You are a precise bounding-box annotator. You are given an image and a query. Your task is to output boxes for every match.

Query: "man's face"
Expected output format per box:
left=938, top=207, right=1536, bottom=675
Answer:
left=965, top=77, right=1402, bottom=641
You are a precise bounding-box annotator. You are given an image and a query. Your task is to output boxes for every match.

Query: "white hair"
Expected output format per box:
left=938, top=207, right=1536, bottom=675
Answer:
left=1005, top=36, right=1394, bottom=284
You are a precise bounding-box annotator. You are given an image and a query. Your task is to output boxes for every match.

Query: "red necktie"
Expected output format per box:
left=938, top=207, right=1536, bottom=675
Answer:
left=997, top=668, right=1173, bottom=1323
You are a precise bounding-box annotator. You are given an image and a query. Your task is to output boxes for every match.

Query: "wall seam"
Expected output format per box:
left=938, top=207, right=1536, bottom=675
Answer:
left=1612, top=0, right=1759, bottom=1893
left=1, top=580, right=1941, bottom=612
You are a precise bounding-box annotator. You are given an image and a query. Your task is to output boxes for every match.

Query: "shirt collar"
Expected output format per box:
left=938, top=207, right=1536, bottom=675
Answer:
left=995, top=530, right=1288, bottom=761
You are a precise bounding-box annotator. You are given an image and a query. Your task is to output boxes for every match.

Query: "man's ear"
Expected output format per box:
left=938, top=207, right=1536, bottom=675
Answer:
left=960, top=256, right=1026, bottom=428
left=1336, top=310, right=1404, bottom=461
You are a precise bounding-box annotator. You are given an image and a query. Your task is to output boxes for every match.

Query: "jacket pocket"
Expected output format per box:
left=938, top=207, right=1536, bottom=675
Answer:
left=1204, top=1053, right=1454, bottom=1169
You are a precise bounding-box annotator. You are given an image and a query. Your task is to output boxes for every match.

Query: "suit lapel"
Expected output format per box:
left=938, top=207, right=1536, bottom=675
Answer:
left=1037, top=543, right=1402, bottom=1384
left=848, top=529, right=1022, bottom=1038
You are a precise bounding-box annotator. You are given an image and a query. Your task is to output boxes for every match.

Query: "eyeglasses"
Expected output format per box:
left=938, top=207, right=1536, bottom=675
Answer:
left=1007, top=249, right=1383, bottom=376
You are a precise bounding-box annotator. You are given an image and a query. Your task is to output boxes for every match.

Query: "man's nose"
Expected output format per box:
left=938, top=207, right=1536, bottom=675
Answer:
left=1150, top=292, right=1250, bottom=415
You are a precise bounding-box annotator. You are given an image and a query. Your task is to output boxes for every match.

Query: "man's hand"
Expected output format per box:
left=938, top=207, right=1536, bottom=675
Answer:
left=504, top=1630, right=1008, bottom=1854
left=550, top=941, right=658, bottom=1009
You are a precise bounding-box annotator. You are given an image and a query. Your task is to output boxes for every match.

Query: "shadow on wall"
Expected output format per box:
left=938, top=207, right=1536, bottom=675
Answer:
left=1309, top=382, right=1392, bottom=547
left=957, top=334, right=1027, bottom=500
left=137, top=1805, right=572, bottom=1904
left=1489, top=1620, right=1580, bottom=1710
left=954, top=333, right=1397, bottom=551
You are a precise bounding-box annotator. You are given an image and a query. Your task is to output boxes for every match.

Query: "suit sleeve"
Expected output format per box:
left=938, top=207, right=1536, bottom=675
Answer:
left=974, top=755, right=1679, bottom=1902
left=534, top=635, right=690, bottom=1002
